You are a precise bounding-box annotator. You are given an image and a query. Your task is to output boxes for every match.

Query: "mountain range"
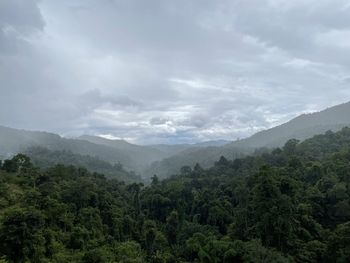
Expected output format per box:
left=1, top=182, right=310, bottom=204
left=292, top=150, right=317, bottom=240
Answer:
left=144, top=101, right=350, bottom=177
left=1, top=101, right=350, bottom=180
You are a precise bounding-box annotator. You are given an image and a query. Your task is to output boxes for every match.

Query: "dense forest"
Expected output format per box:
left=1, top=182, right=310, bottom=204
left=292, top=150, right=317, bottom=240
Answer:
left=1, top=128, right=350, bottom=262
left=24, top=147, right=142, bottom=183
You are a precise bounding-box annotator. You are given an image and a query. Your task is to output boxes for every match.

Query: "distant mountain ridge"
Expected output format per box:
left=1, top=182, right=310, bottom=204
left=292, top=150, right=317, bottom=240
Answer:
left=1, top=101, right=350, bottom=179
left=0, top=125, right=231, bottom=179
left=0, top=125, right=133, bottom=168
left=230, top=101, right=350, bottom=148
left=147, top=101, right=350, bottom=177
left=78, top=135, right=166, bottom=168
left=78, top=135, right=230, bottom=163
left=25, top=146, right=141, bottom=183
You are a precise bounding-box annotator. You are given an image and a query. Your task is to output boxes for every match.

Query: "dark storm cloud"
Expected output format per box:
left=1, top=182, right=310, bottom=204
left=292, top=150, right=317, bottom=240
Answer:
left=1, top=0, right=350, bottom=143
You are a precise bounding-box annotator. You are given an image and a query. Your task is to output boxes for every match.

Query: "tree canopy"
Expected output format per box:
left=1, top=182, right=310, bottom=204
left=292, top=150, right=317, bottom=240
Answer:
left=1, top=128, right=350, bottom=262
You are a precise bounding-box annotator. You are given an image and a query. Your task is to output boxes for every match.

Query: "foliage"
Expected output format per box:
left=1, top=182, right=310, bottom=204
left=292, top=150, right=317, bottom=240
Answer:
left=1, top=128, right=350, bottom=262
left=25, top=146, right=142, bottom=183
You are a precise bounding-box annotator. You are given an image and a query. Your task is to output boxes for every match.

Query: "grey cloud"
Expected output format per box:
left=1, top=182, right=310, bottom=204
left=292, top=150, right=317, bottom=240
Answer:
left=0, top=0, right=44, bottom=54
left=80, top=89, right=144, bottom=109
left=1, top=0, right=350, bottom=143
left=342, top=77, right=350, bottom=83
left=149, top=118, right=169, bottom=125
left=222, top=0, right=350, bottom=67
left=0, top=0, right=44, bottom=33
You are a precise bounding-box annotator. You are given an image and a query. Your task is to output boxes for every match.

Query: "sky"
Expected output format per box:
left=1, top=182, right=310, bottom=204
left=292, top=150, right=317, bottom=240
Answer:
left=1, top=0, right=350, bottom=144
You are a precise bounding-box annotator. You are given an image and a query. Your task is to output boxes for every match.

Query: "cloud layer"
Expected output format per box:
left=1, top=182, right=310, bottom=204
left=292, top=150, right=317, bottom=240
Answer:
left=1, top=0, right=350, bottom=144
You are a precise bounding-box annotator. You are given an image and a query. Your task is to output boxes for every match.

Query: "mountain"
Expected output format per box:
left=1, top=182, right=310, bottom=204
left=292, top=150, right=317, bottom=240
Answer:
left=145, top=145, right=249, bottom=178
left=192, top=140, right=230, bottom=147
left=24, top=146, right=141, bottom=183
left=78, top=135, right=231, bottom=172
left=79, top=135, right=229, bottom=156
left=0, top=125, right=133, bottom=169
left=2, top=101, right=350, bottom=179
left=0, top=126, right=230, bottom=177
left=230, top=101, right=350, bottom=148
left=78, top=135, right=166, bottom=170
left=148, top=101, right=350, bottom=178
left=147, top=140, right=229, bottom=156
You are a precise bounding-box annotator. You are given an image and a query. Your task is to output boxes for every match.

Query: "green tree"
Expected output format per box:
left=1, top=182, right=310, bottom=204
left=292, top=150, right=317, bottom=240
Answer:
left=0, top=207, right=45, bottom=263
left=115, top=241, right=144, bottom=263
left=165, top=211, right=179, bottom=246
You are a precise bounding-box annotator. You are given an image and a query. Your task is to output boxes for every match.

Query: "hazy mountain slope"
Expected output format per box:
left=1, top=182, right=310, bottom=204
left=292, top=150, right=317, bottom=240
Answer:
left=78, top=135, right=166, bottom=165
left=78, top=135, right=231, bottom=171
left=193, top=140, right=230, bottom=147
left=80, top=135, right=230, bottom=157
left=0, top=126, right=133, bottom=168
left=2, top=101, right=350, bottom=179
left=149, top=140, right=230, bottom=155
left=147, top=144, right=196, bottom=156
left=148, top=101, right=350, bottom=178
left=230, top=102, right=350, bottom=148
left=24, top=146, right=141, bottom=183
left=145, top=145, right=251, bottom=178
left=0, top=126, right=230, bottom=175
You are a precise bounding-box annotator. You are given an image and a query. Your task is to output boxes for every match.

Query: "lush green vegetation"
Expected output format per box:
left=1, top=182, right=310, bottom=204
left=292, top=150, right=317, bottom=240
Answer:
left=1, top=128, right=350, bottom=262
left=25, top=146, right=142, bottom=183
left=145, top=145, right=249, bottom=179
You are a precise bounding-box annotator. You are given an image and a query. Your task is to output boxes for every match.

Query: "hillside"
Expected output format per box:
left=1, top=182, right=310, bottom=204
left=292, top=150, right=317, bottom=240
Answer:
left=0, top=126, right=134, bottom=168
left=230, top=101, right=350, bottom=148
left=0, top=125, right=231, bottom=176
left=79, top=135, right=230, bottom=160
left=78, top=135, right=169, bottom=169
left=25, top=146, right=141, bottom=183
left=145, top=145, right=251, bottom=179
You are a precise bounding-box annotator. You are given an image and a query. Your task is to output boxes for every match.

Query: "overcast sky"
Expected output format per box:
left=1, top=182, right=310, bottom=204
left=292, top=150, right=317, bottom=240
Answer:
left=1, top=0, right=350, bottom=144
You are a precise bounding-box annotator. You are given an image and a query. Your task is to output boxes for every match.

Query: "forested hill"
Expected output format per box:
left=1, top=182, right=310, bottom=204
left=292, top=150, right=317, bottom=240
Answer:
left=24, top=146, right=142, bottom=183
left=230, top=101, right=350, bottom=148
left=0, top=125, right=133, bottom=169
left=0, top=125, right=230, bottom=176
left=78, top=135, right=168, bottom=167
left=1, top=128, right=350, bottom=262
